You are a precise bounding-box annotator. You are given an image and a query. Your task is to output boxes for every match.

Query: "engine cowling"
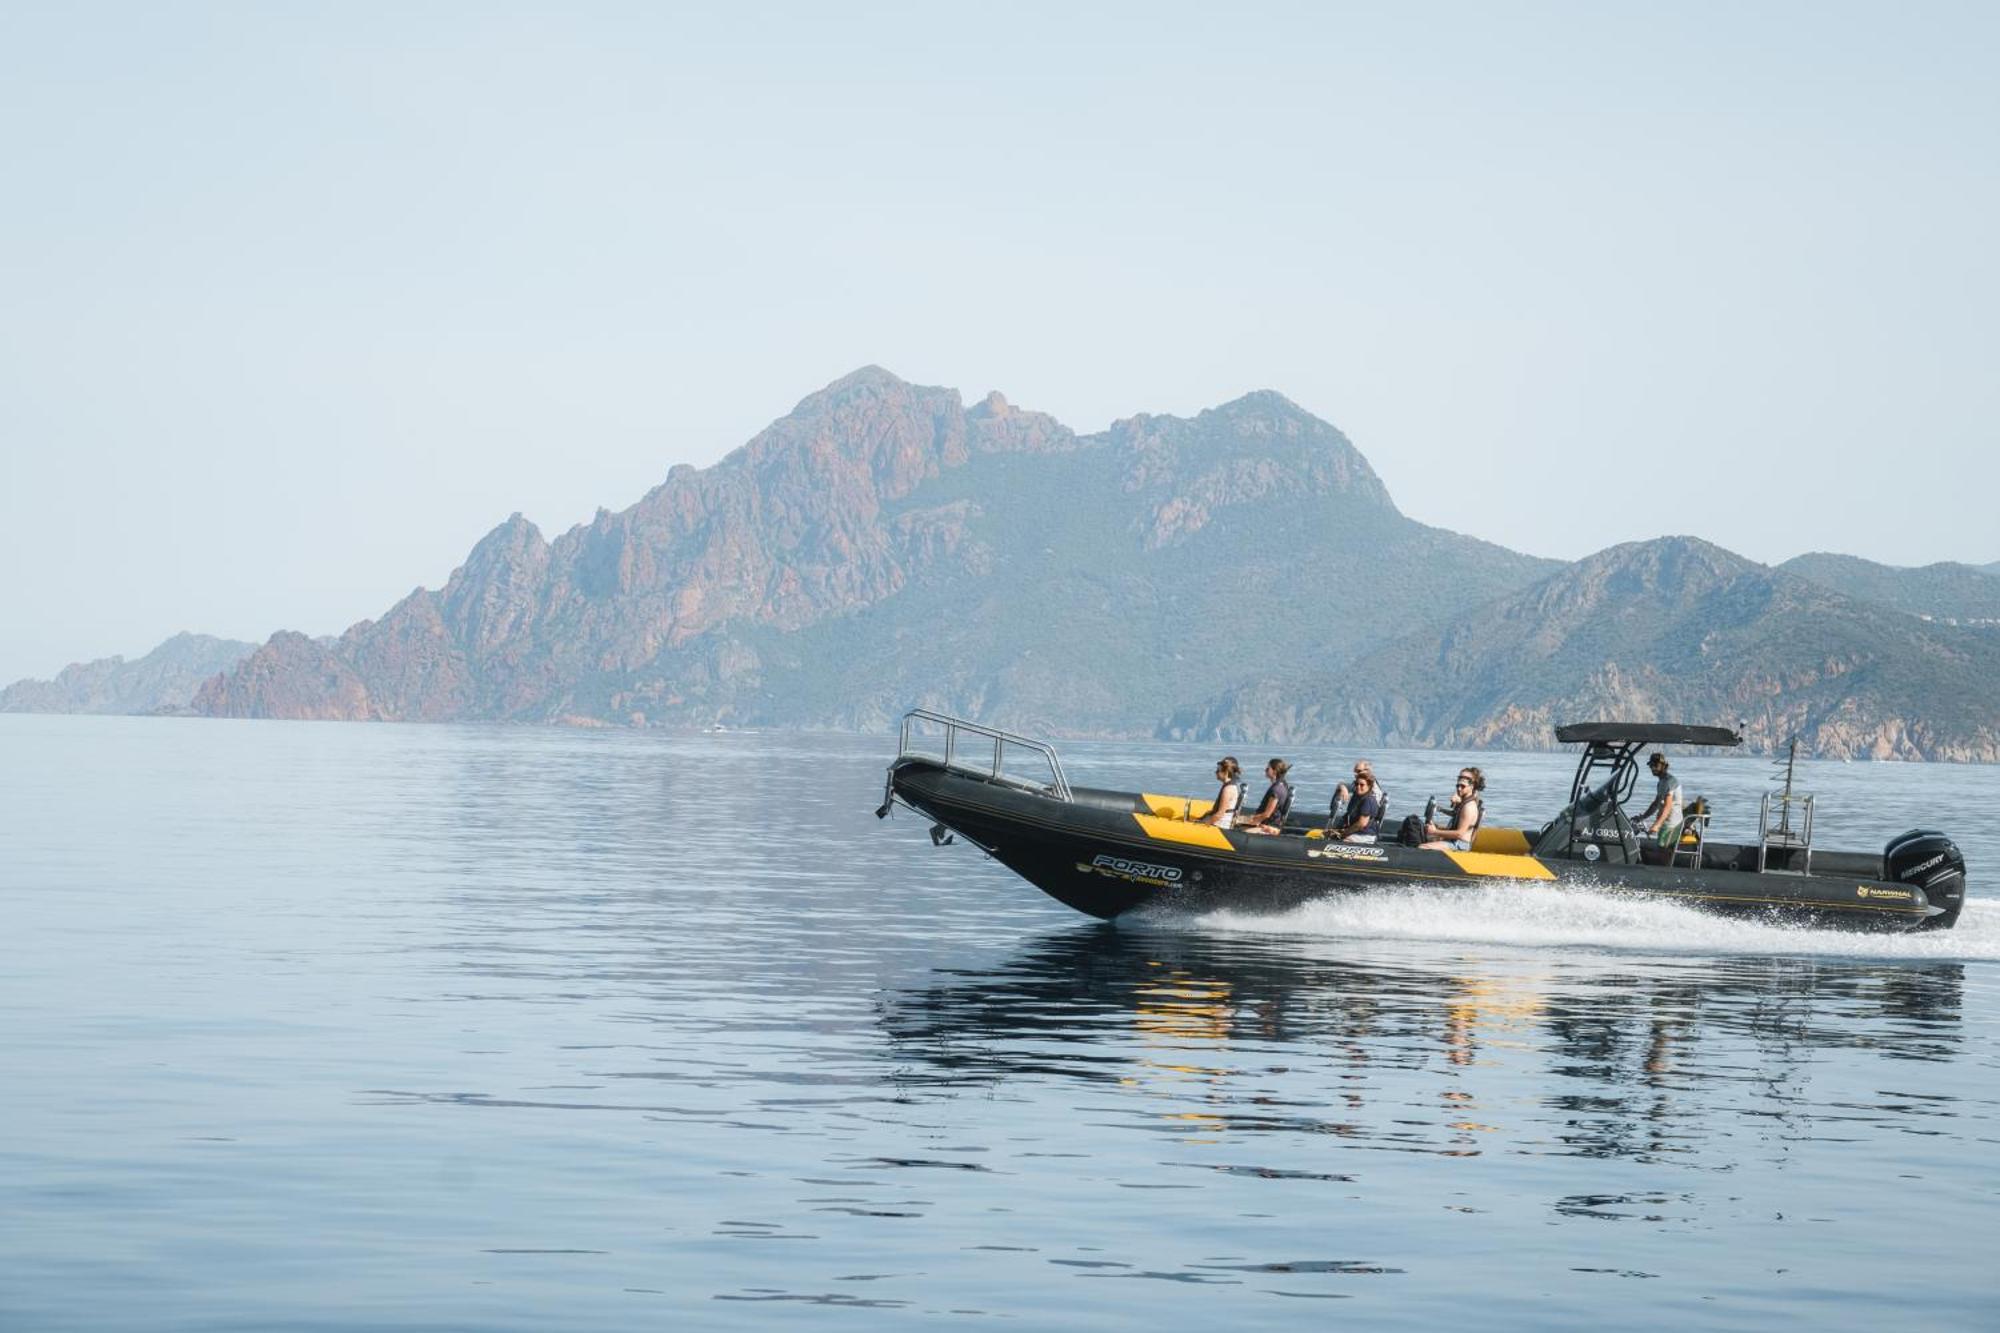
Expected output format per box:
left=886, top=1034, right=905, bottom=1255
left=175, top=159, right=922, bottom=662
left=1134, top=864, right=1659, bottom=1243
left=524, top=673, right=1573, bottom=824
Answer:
left=1884, top=829, right=1967, bottom=931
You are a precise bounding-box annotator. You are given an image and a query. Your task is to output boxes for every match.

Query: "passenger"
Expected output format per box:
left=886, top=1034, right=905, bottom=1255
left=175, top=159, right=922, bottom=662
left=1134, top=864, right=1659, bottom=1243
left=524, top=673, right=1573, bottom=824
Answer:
left=1635, top=752, right=1684, bottom=863
left=1330, top=760, right=1379, bottom=823
left=1328, top=771, right=1383, bottom=842
left=1193, top=756, right=1246, bottom=830
left=1238, top=759, right=1294, bottom=835
left=1420, top=767, right=1485, bottom=850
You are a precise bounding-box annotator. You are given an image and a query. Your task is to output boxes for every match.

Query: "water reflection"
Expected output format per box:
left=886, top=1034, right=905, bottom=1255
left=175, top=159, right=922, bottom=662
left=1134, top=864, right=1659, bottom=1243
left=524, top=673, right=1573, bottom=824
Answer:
left=879, top=927, right=1966, bottom=1166
left=9, top=719, right=1996, bottom=1327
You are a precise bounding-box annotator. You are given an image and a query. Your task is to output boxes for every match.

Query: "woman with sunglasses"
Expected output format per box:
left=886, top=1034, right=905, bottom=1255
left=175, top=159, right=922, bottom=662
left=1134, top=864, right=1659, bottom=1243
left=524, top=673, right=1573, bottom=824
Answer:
left=1330, top=760, right=1380, bottom=824
left=1328, top=770, right=1382, bottom=842
left=1421, top=767, right=1485, bottom=850
left=1192, top=756, right=1247, bottom=830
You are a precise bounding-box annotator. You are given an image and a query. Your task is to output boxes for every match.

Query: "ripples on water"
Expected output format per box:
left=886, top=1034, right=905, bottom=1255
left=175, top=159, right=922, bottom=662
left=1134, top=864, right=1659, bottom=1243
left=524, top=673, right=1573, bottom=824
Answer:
left=2, top=718, right=1997, bottom=1329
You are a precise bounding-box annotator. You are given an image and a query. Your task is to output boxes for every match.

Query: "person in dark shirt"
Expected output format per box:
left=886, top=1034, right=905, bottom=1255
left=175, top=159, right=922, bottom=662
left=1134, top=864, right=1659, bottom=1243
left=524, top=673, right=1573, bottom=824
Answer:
left=1336, top=756, right=1384, bottom=820
left=1328, top=771, right=1383, bottom=842
left=1239, top=758, right=1294, bottom=836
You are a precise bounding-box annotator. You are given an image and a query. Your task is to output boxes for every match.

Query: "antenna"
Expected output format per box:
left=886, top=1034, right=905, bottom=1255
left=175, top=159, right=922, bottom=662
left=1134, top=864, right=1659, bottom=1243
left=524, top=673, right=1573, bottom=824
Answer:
left=1773, top=737, right=1799, bottom=837
left=1756, top=734, right=1815, bottom=874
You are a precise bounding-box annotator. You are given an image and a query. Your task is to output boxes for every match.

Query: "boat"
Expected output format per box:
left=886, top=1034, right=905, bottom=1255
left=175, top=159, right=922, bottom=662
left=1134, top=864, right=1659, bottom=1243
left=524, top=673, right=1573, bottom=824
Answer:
left=875, top=710, right=1968, bottom=932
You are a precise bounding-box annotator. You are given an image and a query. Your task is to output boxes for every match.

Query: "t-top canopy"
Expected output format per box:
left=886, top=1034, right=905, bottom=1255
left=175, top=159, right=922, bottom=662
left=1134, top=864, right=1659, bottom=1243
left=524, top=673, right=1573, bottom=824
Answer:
left=1555, top=722, right=1744, bottom=747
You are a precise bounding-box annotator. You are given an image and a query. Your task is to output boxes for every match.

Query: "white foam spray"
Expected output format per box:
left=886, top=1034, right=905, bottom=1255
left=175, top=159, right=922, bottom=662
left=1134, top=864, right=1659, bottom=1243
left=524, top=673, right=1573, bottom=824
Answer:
left=1151, top=887, right=2000, bottom=964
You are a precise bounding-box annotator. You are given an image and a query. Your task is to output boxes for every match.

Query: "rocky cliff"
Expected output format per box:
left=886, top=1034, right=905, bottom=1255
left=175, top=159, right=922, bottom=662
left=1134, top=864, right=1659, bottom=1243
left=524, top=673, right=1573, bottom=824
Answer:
left=1177, top=537, right=2000, bottom=761
left=2, top=633, right=256, bottom=715
left=194, top=367, right=1554, bottom=732
left=176, top=367, right=1999, bottom=760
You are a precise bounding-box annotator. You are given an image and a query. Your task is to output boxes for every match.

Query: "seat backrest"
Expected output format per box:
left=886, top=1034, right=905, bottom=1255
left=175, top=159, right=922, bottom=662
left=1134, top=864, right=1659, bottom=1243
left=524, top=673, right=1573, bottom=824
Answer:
left=1678, top=795, right=1710, bottom=846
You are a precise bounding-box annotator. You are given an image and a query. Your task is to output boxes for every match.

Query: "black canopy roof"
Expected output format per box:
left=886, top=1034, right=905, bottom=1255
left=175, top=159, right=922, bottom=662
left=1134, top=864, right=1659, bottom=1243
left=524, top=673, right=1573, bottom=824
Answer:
left=1555, top=722, right=1743, bottom=747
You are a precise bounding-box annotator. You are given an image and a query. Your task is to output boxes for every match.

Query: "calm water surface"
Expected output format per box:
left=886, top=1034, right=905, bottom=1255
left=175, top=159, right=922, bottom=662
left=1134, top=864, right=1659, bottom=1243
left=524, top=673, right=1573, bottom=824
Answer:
left=4, top=717, right=1998, bottom=1329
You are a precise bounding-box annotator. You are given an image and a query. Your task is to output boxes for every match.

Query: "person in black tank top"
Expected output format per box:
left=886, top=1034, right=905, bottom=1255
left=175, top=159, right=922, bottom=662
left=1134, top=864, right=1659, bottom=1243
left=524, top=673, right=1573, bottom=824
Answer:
left=1239, top=758, right=1294, bottom=835
left=1421, top=767, right=1486, bottom=850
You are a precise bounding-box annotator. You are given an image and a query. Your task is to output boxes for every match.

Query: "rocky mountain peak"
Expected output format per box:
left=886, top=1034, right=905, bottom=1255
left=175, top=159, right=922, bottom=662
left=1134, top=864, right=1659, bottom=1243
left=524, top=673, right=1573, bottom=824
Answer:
left=466, top=512, right=548, bottom=560
left=1100, top=390, right=1394, bottom=518
left=788, top=364, right=917, bottom=414
left=1506, top=535, right=1766, bottom=626
left=1572, top=534, right=1757, bottom=587
left=1200, top=388, right=1312, bottom=424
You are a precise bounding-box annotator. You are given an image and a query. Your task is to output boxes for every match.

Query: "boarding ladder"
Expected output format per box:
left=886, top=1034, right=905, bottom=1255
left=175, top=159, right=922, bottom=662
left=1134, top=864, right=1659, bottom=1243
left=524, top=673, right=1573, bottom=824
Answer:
left=1756, top=738, right=1815, bottom=874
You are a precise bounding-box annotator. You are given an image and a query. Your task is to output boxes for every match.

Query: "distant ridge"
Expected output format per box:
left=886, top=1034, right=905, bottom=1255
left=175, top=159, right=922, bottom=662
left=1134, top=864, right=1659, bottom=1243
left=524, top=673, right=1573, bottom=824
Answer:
left=1, top=633, right=256, bottom=715
left=1780, top=552, right=2000, bottom=624
left=1176, top=537, right=2000, bottom=761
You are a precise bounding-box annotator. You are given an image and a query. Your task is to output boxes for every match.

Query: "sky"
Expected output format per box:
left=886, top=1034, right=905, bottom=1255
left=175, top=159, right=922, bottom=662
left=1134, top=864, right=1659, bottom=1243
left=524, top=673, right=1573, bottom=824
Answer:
left=3, top=1, right=1996, bottom=683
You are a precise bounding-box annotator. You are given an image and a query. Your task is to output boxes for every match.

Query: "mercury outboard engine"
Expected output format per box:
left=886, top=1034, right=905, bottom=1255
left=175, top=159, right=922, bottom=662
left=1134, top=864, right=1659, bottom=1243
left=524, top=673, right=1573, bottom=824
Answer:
left=1884, top=830, right=1967, bottom=931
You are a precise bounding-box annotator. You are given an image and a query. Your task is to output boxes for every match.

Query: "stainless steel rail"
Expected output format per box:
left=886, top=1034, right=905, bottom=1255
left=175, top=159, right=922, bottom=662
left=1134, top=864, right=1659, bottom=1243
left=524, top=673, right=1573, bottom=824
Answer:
left=895, top=708, right=1074, bottom=803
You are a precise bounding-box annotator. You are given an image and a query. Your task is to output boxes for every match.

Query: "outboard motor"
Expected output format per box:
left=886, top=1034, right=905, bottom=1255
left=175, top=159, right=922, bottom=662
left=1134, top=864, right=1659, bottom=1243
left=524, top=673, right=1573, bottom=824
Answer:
left=1884, top=830, right=1967, bottom=931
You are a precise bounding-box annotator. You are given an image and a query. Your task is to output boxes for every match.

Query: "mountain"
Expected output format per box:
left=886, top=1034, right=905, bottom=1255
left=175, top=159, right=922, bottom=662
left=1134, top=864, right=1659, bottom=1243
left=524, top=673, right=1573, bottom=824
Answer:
left=2, top=633, right=257, bottom=715
left=194, top=367, right=1557, bottom=733
left=1778, top=553, right=2000, bottom=624
left=1175, top=537, right=2000, bottom=761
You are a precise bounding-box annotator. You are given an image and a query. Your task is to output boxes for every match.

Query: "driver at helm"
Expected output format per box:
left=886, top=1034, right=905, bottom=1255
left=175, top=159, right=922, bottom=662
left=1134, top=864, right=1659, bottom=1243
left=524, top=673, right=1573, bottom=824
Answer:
left=1636, top=752, right=1683, bottom=857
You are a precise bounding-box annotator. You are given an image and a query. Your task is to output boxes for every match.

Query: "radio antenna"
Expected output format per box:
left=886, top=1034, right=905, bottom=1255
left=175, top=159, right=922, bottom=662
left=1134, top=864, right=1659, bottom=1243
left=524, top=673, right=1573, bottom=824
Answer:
left=1774, top=737, right=1799, bottom=837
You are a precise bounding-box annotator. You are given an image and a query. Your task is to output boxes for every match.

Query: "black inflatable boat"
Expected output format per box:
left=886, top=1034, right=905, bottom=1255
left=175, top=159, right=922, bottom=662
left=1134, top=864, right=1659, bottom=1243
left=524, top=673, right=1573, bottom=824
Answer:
left=876, top=711, right=1968, bottom=932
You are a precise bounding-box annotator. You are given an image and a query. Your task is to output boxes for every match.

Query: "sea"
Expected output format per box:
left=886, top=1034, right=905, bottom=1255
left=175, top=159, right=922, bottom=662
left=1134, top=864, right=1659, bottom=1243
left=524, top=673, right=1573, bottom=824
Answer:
left=4, top=715, right=1997, bottom=1330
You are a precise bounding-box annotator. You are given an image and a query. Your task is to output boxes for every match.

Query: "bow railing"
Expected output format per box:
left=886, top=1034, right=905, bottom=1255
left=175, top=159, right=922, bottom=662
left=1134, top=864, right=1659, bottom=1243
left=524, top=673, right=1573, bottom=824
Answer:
left=895, top=709, right=1073, bottom=803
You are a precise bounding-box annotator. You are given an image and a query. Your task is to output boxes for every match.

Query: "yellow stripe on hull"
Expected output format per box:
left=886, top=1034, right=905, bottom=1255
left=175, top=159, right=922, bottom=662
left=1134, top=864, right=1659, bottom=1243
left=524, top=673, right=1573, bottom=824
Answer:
left=1443, top=850, right=1556, bottom=880
left=1133, top=812, right=1235, bottom=850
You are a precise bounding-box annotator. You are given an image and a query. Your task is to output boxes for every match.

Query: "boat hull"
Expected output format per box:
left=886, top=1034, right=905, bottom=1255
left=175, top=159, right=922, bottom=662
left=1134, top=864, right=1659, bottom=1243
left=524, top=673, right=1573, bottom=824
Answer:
left=889, top=760, right=1946, bottom=932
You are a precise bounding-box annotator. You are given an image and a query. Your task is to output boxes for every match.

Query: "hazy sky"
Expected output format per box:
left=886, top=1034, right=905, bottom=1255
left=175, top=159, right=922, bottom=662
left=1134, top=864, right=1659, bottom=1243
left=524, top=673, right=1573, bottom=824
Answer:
left=3, top=2, right=1995, bottom=683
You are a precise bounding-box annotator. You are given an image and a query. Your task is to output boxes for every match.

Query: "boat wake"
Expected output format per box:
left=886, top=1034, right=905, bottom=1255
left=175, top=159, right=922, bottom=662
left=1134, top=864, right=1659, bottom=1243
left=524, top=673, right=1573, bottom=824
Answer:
left=1149, top=885, right=2000, bottom=962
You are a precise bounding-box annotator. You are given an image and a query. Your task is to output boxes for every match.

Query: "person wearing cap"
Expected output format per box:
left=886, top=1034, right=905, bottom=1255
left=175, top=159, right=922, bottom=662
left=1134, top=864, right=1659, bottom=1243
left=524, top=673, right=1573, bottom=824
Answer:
left=1635, top=752, right=1684, bottom=861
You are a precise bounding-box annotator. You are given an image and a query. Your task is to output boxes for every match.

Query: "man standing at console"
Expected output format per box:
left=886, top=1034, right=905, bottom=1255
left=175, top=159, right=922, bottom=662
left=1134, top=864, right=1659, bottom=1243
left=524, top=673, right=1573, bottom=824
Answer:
left=1636, top=752, right=1683, bottom=858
